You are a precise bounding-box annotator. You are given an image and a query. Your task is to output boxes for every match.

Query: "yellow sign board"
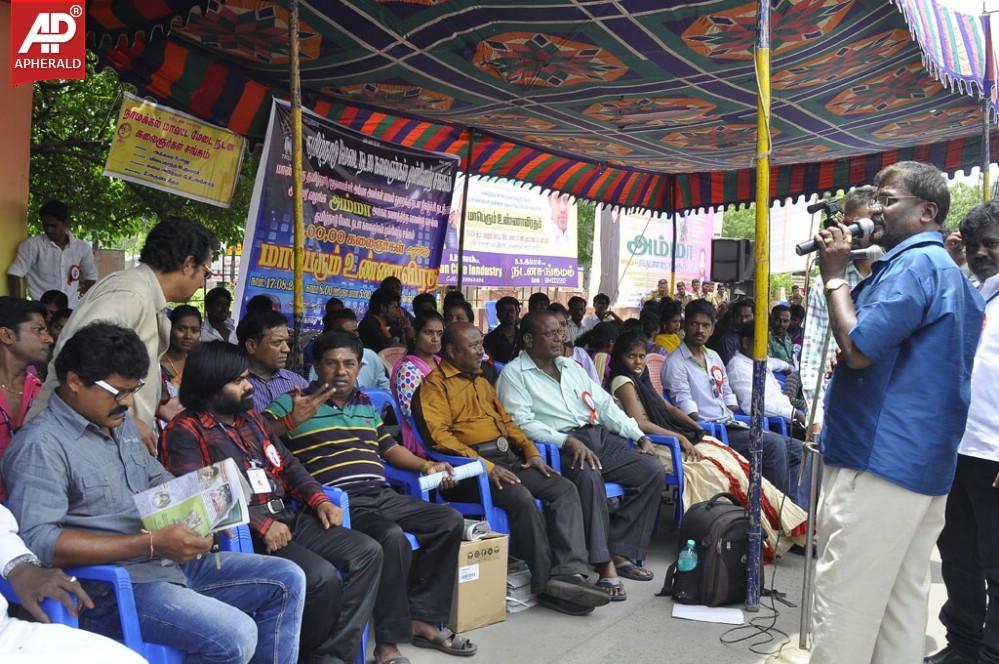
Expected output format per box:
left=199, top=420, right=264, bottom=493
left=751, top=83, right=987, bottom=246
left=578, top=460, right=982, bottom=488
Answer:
left=104, top=93, right=246, bottom=208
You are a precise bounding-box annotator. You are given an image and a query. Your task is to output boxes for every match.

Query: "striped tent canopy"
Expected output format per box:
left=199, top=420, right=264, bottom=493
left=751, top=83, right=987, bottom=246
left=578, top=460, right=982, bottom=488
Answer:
left=87, top=0, right=996, bottom=214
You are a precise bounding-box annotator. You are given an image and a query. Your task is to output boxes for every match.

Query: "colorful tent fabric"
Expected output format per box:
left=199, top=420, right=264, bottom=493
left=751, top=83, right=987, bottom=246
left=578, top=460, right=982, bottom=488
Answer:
left=87, top=0, right=993, bottom=213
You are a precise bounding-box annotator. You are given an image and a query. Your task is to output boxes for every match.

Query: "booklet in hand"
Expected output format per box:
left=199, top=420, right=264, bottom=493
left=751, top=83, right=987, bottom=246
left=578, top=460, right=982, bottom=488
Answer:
left=133, top=459, right=251, bottom=536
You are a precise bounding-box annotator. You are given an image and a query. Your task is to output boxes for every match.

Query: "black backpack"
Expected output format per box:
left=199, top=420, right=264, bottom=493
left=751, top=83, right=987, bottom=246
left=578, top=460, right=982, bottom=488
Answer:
left=658, top=492, right=761, bottom=607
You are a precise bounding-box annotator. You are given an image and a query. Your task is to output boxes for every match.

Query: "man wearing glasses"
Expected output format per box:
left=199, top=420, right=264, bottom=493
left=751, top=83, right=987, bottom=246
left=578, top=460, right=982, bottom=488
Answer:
left=27, top=217, right=219, bottom=456
left=2, top=322, right=308, bottom=662
left=810, top=162, right=985, bottom=664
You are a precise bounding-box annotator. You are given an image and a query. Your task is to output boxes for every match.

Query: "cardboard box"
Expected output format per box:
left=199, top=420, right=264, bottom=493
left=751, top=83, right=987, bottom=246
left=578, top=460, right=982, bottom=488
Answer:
left=448, top=532, right=508, bottom=633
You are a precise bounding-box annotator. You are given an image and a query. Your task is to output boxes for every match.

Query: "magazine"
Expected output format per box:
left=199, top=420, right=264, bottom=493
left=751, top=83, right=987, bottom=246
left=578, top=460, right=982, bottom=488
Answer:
left=133, top=459, right=250, bottom=536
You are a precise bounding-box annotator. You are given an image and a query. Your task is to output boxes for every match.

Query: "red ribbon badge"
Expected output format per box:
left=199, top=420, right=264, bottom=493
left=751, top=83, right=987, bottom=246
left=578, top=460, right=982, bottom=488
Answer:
left=67, top=264, right=80, bottom=285
left=262, top=440, right=283, bottom=470
left=709, top=365, right=725, bottom=394
left=581, top=391, right=598, bottom=425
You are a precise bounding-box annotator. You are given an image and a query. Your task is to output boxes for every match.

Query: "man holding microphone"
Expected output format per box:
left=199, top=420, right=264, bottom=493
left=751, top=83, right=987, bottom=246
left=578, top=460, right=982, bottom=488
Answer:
left=809, top=161, right=984, bottom=664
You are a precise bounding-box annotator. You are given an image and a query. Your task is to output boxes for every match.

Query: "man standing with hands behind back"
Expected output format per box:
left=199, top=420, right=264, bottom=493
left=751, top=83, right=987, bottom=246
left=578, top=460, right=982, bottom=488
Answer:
left=809, top=161, right=984, bottom=664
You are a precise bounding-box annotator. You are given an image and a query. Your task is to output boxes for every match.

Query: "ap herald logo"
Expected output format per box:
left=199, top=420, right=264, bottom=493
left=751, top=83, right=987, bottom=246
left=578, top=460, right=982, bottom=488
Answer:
left=10, top=1, right=85, bottom=87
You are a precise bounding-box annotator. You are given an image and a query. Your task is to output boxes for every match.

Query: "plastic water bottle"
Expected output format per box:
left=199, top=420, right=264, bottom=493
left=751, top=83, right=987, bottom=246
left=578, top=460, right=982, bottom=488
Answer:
left=677, top=539, right=698, bottom=572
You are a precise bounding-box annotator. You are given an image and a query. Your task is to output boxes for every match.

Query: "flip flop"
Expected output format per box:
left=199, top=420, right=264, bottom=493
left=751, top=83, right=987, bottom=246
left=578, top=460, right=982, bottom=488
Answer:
left=616, top=561, right=655, bottom=581
left=596, top=576, right=627, bottom=601
left=412, top=627, right=478, bottom=657
left=380, top=658, right=411, bottom=664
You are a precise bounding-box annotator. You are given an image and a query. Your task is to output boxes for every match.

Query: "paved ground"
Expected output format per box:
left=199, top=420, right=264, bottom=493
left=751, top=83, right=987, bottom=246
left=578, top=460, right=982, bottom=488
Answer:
left=378, top=508, right=951, bottom=664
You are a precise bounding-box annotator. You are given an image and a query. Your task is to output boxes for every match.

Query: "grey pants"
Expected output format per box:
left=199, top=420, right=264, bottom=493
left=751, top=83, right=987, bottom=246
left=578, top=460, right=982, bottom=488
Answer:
left=561, top=426, right=665, bottom=563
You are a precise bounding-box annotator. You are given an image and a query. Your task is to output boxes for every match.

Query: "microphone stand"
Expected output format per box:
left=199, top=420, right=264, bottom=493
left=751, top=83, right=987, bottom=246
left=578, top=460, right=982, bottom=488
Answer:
left=798, top=317, right=833, bottom=650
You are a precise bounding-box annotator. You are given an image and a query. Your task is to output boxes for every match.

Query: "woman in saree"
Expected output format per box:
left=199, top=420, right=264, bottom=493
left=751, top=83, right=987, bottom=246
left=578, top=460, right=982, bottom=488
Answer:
left=391, top=311, right=445, bottom=457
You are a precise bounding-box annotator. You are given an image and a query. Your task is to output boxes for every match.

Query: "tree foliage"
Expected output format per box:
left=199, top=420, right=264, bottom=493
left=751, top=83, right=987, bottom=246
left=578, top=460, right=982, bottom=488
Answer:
left=721, top=203, right=756, bottom=240
left=576, top=200, right=595, bottom=270
left=28, top=57, right=255, bottom=248
left=944, top=181, right=984, bottom=231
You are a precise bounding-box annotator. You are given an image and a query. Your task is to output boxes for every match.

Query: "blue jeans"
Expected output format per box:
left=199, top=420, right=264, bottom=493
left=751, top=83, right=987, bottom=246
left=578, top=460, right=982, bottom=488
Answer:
left=726, top=429, right=807, bottom=508
left=82, top=552, right=306, bottom=664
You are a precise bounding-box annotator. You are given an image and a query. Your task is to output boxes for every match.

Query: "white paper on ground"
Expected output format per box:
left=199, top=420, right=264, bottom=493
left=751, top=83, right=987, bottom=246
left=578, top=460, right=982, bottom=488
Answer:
left=671, top=603, right=745, bottom=625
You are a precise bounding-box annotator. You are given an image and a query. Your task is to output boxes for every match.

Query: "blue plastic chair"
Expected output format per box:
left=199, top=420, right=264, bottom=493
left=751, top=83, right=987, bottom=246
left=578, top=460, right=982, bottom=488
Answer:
left=647, top=434, right=685, bottom=528
left=773, top=371, right=789, bottom=389
left=492, top=360, right=505, bottom=374
left=0, top=576, right=80, bottom=626
left=484, top=300, right=498, bottom=331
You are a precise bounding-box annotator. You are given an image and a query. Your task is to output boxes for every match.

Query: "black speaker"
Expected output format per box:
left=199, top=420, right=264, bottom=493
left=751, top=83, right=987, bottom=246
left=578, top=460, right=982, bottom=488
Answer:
left=712, top=238, right=754, bottom=283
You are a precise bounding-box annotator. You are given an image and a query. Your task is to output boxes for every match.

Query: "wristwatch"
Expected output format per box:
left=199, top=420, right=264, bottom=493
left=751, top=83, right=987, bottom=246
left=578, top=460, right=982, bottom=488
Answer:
left=824, top=278, right=848, bottom=294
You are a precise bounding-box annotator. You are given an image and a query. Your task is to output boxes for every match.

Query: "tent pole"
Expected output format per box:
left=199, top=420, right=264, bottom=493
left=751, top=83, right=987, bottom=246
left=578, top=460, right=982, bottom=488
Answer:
left=456, top=130, right=474, bottom=291
left=670, top=178, right=677, bottom=295
left=289, top=0, right=305, bottom=366
left=746, top=0, right=771, bottom=613
left=985, top=103, right=991, bottom=202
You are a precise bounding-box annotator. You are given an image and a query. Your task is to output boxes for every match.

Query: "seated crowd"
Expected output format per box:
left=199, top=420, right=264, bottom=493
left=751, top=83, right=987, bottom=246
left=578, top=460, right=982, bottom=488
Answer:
left=0, top=215, right=816, bottom=662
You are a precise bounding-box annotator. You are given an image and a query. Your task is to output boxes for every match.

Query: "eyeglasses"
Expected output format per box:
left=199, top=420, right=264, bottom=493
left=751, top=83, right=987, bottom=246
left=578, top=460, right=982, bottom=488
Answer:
left=874, top=194, right=921, bottom=208
left=531, top=329, right=563, bottom=340
left=94, top=379, right=145, bottom=402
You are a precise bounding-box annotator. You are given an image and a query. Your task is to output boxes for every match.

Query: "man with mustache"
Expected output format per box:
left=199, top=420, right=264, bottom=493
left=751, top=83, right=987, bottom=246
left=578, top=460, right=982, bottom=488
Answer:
left=266, top=331, right=474, bottom=664
left=2, top=323, right=307, bottom=662
left=810, top=162, right=984, bottom=664
left=926, top=201, right=999, bottom=664
left=161, top=341, right=382, bottom=664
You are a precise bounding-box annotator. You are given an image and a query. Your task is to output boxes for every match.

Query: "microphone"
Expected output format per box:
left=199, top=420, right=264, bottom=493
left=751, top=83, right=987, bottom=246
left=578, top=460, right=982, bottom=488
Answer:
left=849, top=245, right=884, bottom=261
left=795, top=218, right=875, bottom=256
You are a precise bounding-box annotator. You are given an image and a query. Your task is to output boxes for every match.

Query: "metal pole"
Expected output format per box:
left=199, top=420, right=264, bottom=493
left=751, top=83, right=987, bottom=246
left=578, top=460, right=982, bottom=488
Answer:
left=798, top=322, right=834, bottom=648
left=986, top=7, right=994, bottom=202
left=746, top=0, right=771, bottom=612
left=670, top=179, right=678, bottom=296
left=289, top=0, right=306, bottom=368
left=456, top=130, right=475, bottom=290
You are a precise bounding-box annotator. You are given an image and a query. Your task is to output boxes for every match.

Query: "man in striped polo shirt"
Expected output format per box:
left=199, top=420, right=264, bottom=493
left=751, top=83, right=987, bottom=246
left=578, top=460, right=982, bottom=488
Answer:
left=266, top=331, right=477, bottom=664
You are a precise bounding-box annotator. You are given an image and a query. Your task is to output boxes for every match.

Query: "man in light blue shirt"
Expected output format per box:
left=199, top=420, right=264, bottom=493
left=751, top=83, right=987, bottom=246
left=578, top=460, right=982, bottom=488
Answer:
left=312, top=309, right=390, bottom=391
left=810, top=162, right=984, bottom=664
left=498, top=311, right=664, bottom=587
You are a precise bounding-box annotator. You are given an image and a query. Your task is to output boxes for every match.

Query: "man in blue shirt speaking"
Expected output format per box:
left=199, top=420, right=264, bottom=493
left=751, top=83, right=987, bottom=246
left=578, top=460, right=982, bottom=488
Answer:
left=809, top=161, right=984, bottom=664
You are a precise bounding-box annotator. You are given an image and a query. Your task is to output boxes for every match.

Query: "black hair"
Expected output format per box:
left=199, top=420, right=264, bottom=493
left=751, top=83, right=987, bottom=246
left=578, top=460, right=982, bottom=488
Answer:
left=496, top=296, right=520, bottom=312
left=610, top=330, right=649, bottom=364
left=587, top=321, right=622, bottom=353
left=408, top=311, right=445, bottom=353
left=170, top=304, right=202, bottom=325
left=39, top=290, right=69, bottom=309
left=639, top=311, right=660, bottom=338
left=312, top=330, right=364, bottom=365
left=451, top=301, right=475, bottom=324
left=528, top=292, right=550, bottom=308
left=236, top=310, right=288, bottom=349
left=771, top=304, right=790, bottom=318
left=55, top=322, right=149, bottom=384
left=322, top=308, right=357, bottom=333
left=380, top=276, right=403, bottom=290
left=520, top=310, right=554, bottom=337
left=567, top=295, right=586, bottom=308
left=843, top=185, right=876, bottom=217
left=442, top=291, right=466, bottom=311
left=139, top=217, right=219, bottom=273
left=593, top=293, right=610, bottom=306
left=368, top=288, right=401, bottom=316
left=737, top=321, right=756, bottom=343
left=412, top=292, right=437, bottom=313
left=960, top=200, right=999, bottom=241
left=39, top=199, right=68, bottom=221
left=325, top=297, right=344, bottom=314
left=684, top=298, right=717, bottom=323
left=789, top=304, right=806, bottom=320
left=623, top=318, right=643, bottom=333
left=874, top=161, right=950, bottom=225
left=179, top=341, right=248, bottom=412
left=0, top=297, right=46, bottom=333
left=205, top=286, right=232, bottom=307
left=246, top=294, right=277, bottom=316
left=548, top=302, right=568, bottom=316
left=658, top=298, right=682, bottom=323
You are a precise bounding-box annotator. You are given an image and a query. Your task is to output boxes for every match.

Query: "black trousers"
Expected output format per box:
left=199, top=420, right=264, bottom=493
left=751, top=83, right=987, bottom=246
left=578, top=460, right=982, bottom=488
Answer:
left=938, top=454, right=999, bottom=663
left=348, top=487, right=464, bottom=645
left=475, top=448, right=590, bottom=593
left=562, top=426, right=665, bottom=563
left=259, top=511, right=383, bottom=664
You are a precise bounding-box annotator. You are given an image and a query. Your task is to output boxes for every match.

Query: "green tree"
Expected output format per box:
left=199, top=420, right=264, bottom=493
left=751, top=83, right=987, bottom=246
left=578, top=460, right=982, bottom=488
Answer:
left=721, top=203, right=756, bottom=239
left=576, top=200, right=595, bottom=270
left=29, top=56, right=255, bottom=248
left=945, top=181, right=983, bottom=231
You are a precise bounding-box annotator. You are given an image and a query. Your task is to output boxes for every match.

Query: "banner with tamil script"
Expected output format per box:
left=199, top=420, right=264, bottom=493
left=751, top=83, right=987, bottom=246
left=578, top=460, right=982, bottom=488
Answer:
left=104, top=93, right=245, bottom=207
left=600, top=209, right=716, bottom=308
left=235, top=100, right=457, bottom=327
left=438, top=175, right=579, bottom=287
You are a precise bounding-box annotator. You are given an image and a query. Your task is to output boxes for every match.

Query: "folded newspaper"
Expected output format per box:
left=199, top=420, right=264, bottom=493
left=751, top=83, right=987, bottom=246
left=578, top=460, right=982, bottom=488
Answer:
left=462, top=518, right=492, bottom=541
left=133, top=459, right=251, bottom=536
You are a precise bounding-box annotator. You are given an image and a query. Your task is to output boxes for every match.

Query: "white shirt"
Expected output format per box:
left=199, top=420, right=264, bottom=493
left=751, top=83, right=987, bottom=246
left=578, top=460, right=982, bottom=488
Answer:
left=580, top=313, right=614, bottom=334
left=662, top=342, right=737, bottom=423
left=0, top=503, right=35, bottom=620
left=958, top=273, right=999, bottom=461
left=201, top=319, right=238, bottom=344
left=7, top=232, right=98, bottom=307
left=725, top=352, right=797, bottom=420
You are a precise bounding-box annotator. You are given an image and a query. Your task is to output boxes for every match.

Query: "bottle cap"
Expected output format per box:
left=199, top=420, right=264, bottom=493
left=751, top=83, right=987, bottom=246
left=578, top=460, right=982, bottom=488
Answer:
left=686, top=539, right=695, bottom=547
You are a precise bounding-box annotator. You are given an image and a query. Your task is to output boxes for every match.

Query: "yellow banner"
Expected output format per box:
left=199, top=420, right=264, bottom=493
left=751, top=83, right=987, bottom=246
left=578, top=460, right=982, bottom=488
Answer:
left=104, top=93, right=246, bottom=208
